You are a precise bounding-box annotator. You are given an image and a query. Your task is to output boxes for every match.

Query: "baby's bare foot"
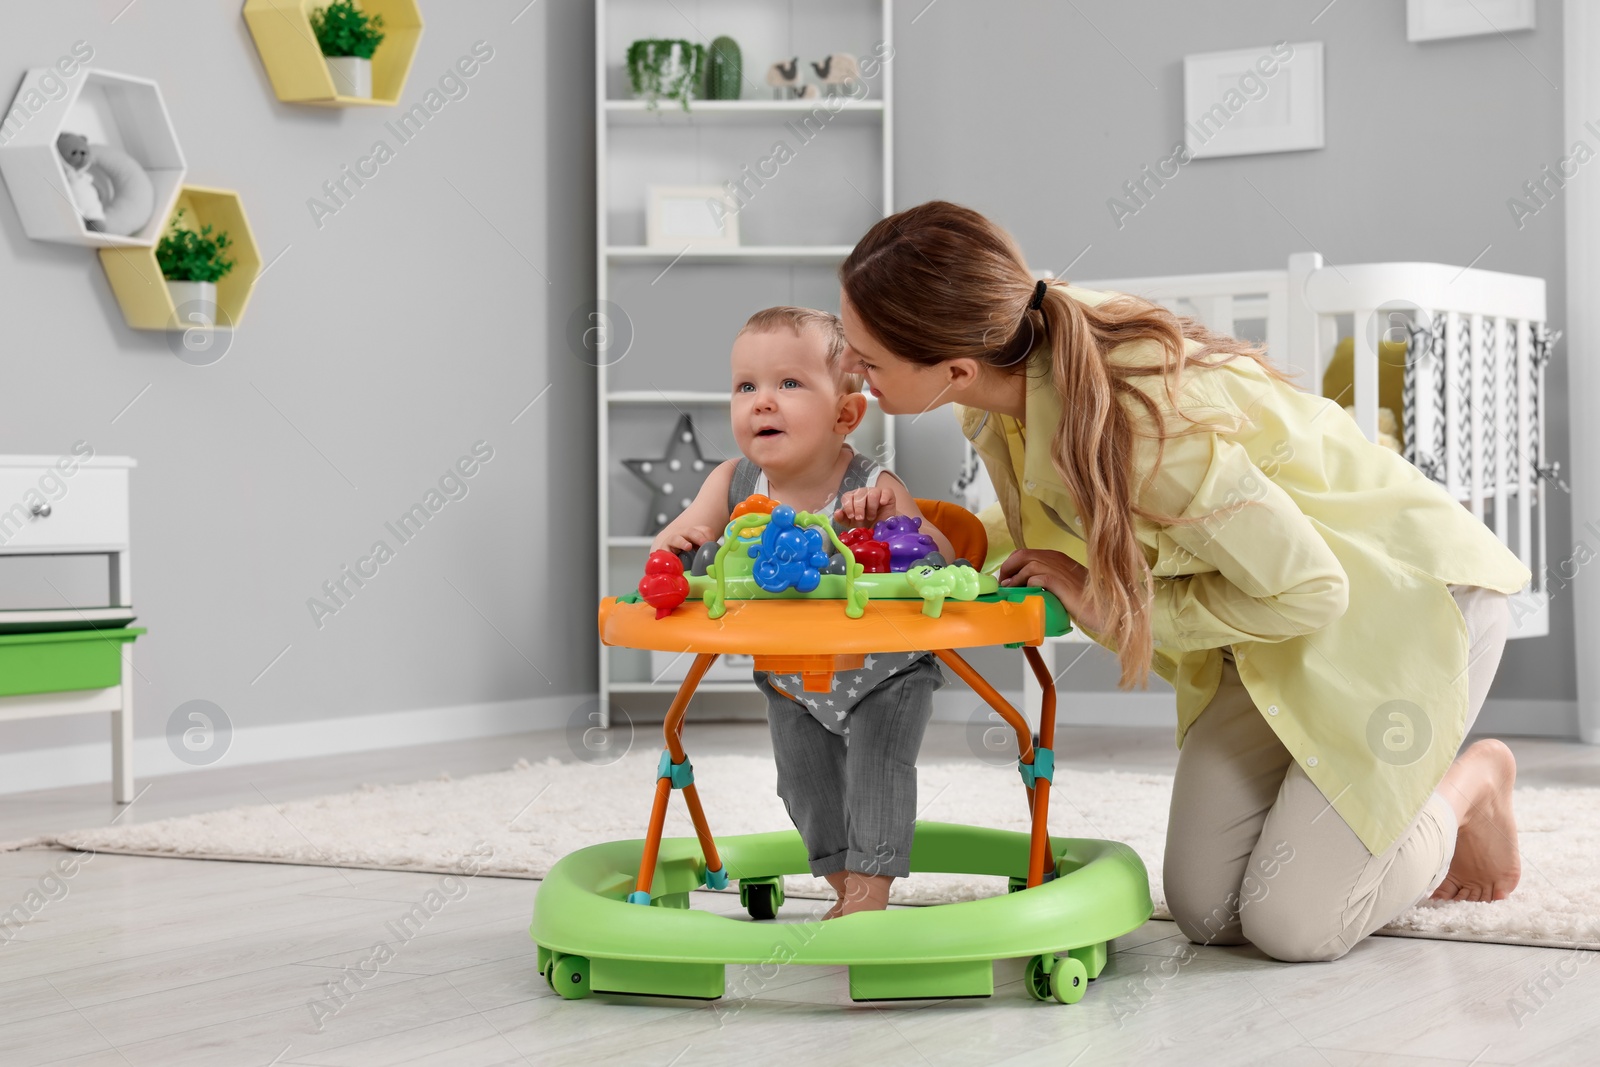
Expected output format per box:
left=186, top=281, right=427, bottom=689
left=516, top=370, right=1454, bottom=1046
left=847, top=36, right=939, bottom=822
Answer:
left=820, top=870, right=849, bottom=920
left=1432, top=739, right=1520, bottom=902
left=834, top=872, right=894, bottom=917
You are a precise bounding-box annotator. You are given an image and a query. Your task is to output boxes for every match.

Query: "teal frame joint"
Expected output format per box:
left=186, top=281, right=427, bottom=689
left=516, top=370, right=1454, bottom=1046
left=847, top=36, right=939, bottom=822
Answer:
left=1017, top=747, right=1055, bottom=790
left=703, top=866, right=729, bottom=890
left=656, top=749, right=695, bottom=789
left=627, top=890, right=652, bottom=906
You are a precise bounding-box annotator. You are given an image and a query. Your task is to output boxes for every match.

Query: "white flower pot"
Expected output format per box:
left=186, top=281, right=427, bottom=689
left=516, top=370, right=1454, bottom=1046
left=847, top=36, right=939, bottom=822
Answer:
left=326, top=55, right=372, bottom=98
left=166, top=280, right=218, bottom=329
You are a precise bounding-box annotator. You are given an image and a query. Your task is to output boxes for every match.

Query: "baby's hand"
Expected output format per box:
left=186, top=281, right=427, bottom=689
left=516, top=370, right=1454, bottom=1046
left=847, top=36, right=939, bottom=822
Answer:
left=834, top=486, right=897, bottom=528
left=653, top=524, right=718, bottom=554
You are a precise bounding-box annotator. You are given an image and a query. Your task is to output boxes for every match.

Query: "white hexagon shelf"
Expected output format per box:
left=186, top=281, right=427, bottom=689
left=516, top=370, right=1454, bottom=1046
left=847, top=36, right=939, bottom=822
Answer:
left=0, top=68, right=186, bottom=248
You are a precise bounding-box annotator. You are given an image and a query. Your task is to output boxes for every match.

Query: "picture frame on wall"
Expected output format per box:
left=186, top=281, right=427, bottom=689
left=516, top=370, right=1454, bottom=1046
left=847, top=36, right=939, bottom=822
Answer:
left=645, top=185, right=740, bottom=248
left=1183, top=41, right=1325, bottom=159
left=1407, top=0, right=1535, bottom=42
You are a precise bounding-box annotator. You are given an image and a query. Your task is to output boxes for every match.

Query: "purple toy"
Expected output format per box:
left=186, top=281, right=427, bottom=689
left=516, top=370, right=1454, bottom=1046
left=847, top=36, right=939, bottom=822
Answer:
left=872, top=514, right=937, bottom=573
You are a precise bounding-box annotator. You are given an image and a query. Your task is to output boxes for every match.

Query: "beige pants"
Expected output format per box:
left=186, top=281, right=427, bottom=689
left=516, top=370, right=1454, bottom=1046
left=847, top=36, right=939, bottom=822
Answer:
left=1164, top=584, right=1511, bottom=962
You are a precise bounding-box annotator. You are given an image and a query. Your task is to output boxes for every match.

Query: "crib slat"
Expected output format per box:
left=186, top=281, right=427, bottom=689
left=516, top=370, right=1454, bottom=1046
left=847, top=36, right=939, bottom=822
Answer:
left=1515, top=319, right=1533, bottom=574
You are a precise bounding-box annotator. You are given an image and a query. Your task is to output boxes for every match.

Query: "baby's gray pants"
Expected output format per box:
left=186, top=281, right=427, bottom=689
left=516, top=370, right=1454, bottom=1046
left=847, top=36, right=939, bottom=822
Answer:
left=755, top=655, right=942, bottom=879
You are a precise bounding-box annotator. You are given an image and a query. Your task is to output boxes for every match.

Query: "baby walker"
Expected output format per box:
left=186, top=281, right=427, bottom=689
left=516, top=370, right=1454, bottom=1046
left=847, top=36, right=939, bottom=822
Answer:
left=530, top=495, right=1153, bottom=1004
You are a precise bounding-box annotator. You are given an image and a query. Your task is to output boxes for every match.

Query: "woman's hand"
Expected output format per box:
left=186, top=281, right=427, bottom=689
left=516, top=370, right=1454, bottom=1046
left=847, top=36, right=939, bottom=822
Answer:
left=834, top=485, right=897, bottom=528
left=999, top=549, right=1109, bottom=632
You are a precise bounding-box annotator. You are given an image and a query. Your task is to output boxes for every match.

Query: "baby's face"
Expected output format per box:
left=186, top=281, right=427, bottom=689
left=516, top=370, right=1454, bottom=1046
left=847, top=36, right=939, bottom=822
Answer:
left=56, top=134, right=91, bottom=170
left=731, top=328, right=850, bottom=471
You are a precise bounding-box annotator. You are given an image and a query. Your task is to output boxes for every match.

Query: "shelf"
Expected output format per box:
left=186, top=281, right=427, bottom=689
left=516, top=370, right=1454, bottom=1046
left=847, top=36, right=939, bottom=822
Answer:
left=607, top=245, right=854, bottom=264
left=243, top=0, right=424, bottom=107
left=608, top=390, right=733, bottom=405
left=608, top=680, right=759, bottom=694
left=608, top=536, right=655, bottom=548
left=0, top=68, right=186, bottom=248
left=99, top=186, right=263, bottom=331
left=605, top=99, right=884, bottom=126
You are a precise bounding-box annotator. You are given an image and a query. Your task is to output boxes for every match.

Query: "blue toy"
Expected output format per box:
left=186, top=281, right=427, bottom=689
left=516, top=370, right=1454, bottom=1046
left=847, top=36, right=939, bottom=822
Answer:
left=748, top=504, right=830, bottom=593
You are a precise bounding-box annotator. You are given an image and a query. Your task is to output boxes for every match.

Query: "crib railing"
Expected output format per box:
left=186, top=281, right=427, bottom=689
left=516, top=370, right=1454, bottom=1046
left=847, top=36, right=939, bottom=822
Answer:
left=1023, top=252, right=1552, bottom=639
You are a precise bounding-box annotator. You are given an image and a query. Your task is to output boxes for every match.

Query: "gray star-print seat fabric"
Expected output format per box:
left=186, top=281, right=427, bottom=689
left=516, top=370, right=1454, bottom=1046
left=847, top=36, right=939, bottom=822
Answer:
left=728, top=449, right=938, bottom=738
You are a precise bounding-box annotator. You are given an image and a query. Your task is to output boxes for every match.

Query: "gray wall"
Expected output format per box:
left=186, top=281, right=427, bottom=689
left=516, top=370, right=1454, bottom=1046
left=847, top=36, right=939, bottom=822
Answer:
left=0, top=0, right=597, bottom=755
left=0, top=0, right=1578, bottom=766
left=886, top=0, right=1575, bottom=722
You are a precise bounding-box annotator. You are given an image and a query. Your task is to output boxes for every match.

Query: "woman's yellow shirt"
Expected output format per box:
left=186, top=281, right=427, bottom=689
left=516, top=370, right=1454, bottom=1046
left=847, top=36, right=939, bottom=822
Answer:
left=958, top=286, right=1532, bottom=855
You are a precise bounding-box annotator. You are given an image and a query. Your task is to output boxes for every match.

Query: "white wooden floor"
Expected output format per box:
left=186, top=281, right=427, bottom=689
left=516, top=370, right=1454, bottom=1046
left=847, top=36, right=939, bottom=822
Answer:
left=2, top=724, right=1597, bottom=1067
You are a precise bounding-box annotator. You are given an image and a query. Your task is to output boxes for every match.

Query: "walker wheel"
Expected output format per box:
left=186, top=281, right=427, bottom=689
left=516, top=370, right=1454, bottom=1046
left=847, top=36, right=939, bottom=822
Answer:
left=1049, top=956, right=1088, bottom=1005
left=745, top=882, right=778, bottom=920
left=552, top=954, right=591, bottom=1000
left=1023, top=954, right=1053, bottom=1001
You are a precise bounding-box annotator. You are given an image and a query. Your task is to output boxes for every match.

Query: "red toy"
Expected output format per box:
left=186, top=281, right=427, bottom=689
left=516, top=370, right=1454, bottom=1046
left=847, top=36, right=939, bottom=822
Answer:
left=839, top=527, right=890, bottom=574
left=639, top=550, right=690, bottom=619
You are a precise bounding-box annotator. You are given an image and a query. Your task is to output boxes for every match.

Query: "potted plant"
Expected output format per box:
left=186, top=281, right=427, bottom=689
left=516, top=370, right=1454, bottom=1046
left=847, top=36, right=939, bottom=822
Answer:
left=156, top=209, right=235, bottom=328
left=627, top=39, right=706, bottom=111
left=311, top=0, right=386, bottom=98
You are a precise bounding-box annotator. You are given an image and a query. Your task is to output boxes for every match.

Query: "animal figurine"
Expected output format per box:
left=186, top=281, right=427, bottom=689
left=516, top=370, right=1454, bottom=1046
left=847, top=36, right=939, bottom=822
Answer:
left=56, top=132, right=105, bottom=232
left=639, top=550, right=690, bottom=619
left=872, top=515, right=937, bottom=573
left=839, top=526, right=890, bottom=574
left=811, top=52, right=861, bottom=92
left=906, top=563, right=982, bottom=618
left=749, top=505, right=829, bottom=593
left=766, top=56, right=802, bottom=98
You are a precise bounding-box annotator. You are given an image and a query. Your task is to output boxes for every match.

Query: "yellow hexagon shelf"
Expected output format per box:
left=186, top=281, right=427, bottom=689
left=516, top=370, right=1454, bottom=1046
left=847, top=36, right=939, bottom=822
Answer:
left=244, top=0, right=424, bottom=107
left=98, top=186, right=263, bottom=331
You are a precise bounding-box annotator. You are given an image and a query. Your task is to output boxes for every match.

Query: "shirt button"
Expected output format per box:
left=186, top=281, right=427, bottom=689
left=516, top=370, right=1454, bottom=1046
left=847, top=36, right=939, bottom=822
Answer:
left=1267, top=704, right=1279, bottom=715
left=1306, top=756, right=1319, bottom=767
left=1026, top=480, right=1037, bottom=491
left=1074, top=517, right=1083, bottom=526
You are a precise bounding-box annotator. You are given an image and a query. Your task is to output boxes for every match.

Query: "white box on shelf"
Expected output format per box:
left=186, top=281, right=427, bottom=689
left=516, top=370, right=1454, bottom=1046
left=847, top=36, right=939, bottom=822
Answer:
left=649, top=650, right=756, bottom=684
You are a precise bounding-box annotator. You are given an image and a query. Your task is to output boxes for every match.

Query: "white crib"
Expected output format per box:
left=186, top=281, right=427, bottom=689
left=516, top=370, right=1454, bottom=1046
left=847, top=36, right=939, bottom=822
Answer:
left=973, top=252, right=1555, bottom=710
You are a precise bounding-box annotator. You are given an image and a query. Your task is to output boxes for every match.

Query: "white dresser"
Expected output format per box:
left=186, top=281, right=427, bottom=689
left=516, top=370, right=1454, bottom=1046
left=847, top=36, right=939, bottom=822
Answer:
left=0, top=453, right=142, bottom=801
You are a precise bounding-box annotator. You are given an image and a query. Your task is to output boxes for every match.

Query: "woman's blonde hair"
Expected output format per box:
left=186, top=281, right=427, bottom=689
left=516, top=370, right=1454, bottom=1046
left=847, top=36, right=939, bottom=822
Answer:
left=840, top=201, right=1299, bottom=688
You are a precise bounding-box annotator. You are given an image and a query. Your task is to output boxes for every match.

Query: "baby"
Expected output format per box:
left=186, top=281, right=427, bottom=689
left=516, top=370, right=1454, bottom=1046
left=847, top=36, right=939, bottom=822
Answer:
left=653, top=305, right=954, bottom=917
left=56, top=132, right=105, bottom=233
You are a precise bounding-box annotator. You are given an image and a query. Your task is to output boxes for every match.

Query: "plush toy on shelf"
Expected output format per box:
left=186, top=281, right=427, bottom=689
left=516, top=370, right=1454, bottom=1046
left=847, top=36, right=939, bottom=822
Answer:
left=56, top=132, right=105, bottom=232
left=811, top=52, right=860, bottom=95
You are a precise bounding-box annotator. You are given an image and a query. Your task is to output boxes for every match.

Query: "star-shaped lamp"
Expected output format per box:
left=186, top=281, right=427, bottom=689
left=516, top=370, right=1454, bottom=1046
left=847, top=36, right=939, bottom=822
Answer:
left=623, top=413, right=716, bottom=534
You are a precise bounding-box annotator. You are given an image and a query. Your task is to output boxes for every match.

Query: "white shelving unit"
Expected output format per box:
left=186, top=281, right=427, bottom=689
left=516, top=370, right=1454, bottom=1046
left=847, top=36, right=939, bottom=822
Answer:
left=595, top=0, right=894, bottom=722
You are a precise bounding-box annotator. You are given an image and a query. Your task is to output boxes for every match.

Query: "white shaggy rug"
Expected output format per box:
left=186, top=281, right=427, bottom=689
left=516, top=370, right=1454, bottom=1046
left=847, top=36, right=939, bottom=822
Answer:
left=14, top=752, right=1599, bottom=951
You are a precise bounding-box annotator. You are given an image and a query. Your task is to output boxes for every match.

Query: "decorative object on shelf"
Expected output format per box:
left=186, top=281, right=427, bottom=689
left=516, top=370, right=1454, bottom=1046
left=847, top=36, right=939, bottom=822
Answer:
left=1407, top=0, right=1534, bottom=41
left=626, top=39, right=705, bottom=111
left=622, top=413, right=716, bottom=535
left=0, top=67, right=184, bottom=247
left=1182, top=41, right=1323, bottom=159
left=243, top=0, right=423, bottom=107
left=646, top=184, right=739, bottom=248
left=706, top=35, right=742, bottom=100
left=56, top=133, right=105, bottom=232
left=100, top=186, right=263, bottom=332
left=154, top=207, right=235, bottom=329
left=311, top=0, right=387, bottom=98
left=811, top=52, right=860, bottom=96
left=766, top=56, right=802, bottom=99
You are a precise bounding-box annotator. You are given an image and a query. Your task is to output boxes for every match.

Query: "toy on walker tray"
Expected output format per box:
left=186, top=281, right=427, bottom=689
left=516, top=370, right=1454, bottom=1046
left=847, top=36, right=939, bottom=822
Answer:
left=531, top=494, right=1153, bottom=1005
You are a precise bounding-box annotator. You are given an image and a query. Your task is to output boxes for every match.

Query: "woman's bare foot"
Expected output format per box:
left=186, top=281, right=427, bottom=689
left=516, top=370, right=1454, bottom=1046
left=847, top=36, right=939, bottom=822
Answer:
left=821, top=871, right=850, bottom=920
left=834, top=872, right=894, bottom=917
left=1431, top=739, right=1521, bottom=902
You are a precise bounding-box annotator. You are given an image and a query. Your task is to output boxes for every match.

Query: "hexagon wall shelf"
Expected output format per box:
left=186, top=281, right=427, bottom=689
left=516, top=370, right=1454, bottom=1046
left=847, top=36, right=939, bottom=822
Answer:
left=0, top=68, right=186, bottom=247
left=99, top=186, right=263, bottom=331
left=244, top=0, right=424, bottom=107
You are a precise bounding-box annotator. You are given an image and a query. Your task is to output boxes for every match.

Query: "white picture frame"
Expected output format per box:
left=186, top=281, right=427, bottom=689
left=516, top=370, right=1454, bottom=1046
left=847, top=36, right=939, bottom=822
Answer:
left=1183, top=41, right=1325, bottom=159
left=1407, top=0, right=1535, bottom=42
left=645, top=184, right=740, bottom=248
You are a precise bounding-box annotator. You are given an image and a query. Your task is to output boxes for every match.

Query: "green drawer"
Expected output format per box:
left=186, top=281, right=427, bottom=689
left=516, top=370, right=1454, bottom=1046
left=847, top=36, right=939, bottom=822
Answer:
left=0, top=628, right=147, bottom=698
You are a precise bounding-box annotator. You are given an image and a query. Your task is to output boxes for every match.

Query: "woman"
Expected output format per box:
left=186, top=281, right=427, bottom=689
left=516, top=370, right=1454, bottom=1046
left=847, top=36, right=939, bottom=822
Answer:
left=838, top=201, right=1529, bottom=962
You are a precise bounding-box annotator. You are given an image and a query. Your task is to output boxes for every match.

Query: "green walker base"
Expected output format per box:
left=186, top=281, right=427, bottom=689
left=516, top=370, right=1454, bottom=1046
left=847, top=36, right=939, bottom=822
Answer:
left=531, top=821, right=1152, bottom=1005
